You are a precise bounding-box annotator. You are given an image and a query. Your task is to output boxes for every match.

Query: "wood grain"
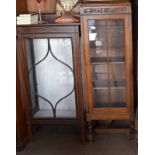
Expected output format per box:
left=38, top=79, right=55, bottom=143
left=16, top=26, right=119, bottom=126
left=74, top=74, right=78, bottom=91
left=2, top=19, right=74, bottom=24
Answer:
left=26, top=0, right=57, bottom=13
left=16, top=0, right=28, bottom=15
left=17, top=24, right=86, bottom=144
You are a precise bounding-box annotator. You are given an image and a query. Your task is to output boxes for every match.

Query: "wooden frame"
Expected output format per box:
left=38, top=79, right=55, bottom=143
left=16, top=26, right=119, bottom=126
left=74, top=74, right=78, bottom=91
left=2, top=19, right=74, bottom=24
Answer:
left=82, top=14, right=133, bottom=114
left=17, top=24, right=85, bottom=144
left=16, top=59, right=28, bottom=151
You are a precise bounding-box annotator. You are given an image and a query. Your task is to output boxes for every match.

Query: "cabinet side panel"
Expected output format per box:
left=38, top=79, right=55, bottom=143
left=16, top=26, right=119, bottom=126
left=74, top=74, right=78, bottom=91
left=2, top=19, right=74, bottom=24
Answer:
left=16, top=59, right=28, bottom=151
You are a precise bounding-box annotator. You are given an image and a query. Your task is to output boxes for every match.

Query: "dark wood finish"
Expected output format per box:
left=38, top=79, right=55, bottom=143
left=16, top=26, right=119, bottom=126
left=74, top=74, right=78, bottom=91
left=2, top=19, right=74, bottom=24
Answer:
left=131, top=0, right=138, bottom=143
left=131, top=0, right=138, bottom=113
left=16, top=0, right=28, bottom=15
left=16, top=58, right=28, bottom=151
left=17, top=23, right=86, bottom=144
left=80, top=1, right=134, bottom=142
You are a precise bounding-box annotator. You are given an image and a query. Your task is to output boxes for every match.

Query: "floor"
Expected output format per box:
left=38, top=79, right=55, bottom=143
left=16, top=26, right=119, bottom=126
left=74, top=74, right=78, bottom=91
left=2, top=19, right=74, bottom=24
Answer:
left=17, top=125, right=137, bottom=155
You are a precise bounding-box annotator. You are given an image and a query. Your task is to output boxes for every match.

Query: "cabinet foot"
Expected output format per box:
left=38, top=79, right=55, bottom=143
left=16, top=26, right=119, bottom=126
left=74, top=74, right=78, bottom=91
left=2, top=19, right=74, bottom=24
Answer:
left=27, top=123, right=32, bottom=143
left=130, top=120, right=136, bottom=143
left=80, top=121, right=86, bottom=144
left=131, top=135, right=138, bottom=143
left=88, top=121, right=93, bottom=143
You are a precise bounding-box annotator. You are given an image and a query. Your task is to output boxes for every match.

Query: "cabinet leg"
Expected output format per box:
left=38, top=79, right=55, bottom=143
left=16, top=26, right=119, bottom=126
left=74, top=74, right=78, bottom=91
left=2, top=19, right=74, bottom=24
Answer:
left=80, top=121, right=86, bottom=144
left=130, top=120, right=135, bottom=143
left=27, top=123, right=32, bottom=143
left=88, top=120, right=93, bottom=143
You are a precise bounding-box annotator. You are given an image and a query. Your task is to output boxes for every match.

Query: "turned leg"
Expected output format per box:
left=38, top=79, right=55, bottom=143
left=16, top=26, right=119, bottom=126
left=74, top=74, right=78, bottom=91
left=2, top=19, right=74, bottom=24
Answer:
left=80, top=121, right=86, bottom=144
left=88, top=120, right=93, bottom=143
left=27, top=122, right=32, bottom=143
left=130, top=120, right=135, bottom=143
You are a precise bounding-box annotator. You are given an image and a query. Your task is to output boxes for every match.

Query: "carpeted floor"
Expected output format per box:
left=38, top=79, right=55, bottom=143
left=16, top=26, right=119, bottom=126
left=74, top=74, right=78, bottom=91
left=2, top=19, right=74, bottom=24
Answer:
left=17, top=125, right=137, bottom=155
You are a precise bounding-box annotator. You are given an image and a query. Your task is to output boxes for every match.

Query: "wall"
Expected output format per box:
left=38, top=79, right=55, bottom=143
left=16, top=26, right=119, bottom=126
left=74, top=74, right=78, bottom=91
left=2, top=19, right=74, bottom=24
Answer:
left=16, top=0, right=57, bottom=15
left=16, top=0, right=28, bottom=15
left=26, top=0, right=57, bottom=13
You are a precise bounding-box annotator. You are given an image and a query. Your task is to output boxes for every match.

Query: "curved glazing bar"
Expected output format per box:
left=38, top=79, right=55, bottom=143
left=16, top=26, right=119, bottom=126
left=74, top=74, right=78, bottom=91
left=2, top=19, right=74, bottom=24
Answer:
left=48, top=39, right=75, bottom=117
left=28, top=39, right=55, bottom=117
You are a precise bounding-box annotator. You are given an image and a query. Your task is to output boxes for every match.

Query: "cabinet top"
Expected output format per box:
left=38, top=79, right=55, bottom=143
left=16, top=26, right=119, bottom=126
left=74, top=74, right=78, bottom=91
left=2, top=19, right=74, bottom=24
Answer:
left=16, top=22, right=80, bottom=28
left=80, top=1, right=131, bottom=15
left=80, top=1, right=131, bottom=7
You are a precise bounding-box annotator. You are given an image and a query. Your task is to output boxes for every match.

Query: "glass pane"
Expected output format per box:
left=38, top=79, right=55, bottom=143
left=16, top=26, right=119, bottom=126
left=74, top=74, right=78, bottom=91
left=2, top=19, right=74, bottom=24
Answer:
left=91, top=64, right=108, bottom=81
left=93, top=89, right=109, bottom=108
left=25, top=38, right=76, bottom=119
left=110, top=88, right=126, bottom=107
left=109, top=63, right=126, bottom=81
left=107, top=20, right=125, bottom=50
left=88, top=19, right=127, bottom=108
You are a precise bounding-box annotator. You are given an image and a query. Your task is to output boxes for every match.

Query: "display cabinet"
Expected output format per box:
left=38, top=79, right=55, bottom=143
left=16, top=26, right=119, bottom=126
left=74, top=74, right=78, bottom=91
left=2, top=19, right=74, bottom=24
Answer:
left=17, top=23, right=85, bottom=144
left=80, top=1, right=134, bottom=142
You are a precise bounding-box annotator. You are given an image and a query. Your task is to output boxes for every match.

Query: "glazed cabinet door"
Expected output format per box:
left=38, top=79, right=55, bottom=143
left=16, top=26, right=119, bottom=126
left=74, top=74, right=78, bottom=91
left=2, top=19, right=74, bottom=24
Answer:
left=17, top=25, right=86, bottom=144
left=17, top=26, right=83, bottom=121
left=81, top=15, right=133, bottom=113
left=26, top=38, right=77, bottom=119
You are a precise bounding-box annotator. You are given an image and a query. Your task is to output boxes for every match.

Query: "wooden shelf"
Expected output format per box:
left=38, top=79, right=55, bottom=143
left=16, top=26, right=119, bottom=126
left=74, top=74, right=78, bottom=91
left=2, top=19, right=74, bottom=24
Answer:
left=94, top=102, right=127, bottom=108
left=91, top=56, right=125, bottom=62
left=92, top=80, right=126, bottom=88
left=91, top=62, right=125, bottom=65
left=93, top=87, right=126, bottom=90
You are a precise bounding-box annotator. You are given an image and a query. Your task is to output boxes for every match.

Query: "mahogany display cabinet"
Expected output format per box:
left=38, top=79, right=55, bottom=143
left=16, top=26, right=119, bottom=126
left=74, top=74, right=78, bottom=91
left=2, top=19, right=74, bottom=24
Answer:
left=16, top=23, right=85, bottom=144
left=80, top=1, right=134, bottom=142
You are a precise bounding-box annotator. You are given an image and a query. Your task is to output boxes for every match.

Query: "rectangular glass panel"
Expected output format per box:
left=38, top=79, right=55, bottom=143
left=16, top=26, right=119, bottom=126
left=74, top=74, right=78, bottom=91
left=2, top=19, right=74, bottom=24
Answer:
left=25, top=38, right=76, bottom=119
left=109, top=63, right=126, bottom=81
left=110, top=88, right=126, bottom=107
left=93, top=89, right=109, bottom=108
left=88, top=19, right=127, bottom=108
left=91, top=64, right=108, bottom=81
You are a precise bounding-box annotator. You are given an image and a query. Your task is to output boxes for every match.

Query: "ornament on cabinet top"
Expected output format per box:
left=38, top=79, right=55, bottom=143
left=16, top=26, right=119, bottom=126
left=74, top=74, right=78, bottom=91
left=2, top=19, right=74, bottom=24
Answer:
left=55, top=0, right=80, bottom=23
